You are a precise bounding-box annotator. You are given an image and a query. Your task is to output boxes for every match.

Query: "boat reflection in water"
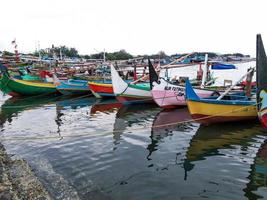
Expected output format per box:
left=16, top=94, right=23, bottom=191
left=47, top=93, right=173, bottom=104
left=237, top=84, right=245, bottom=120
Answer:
left=184, top=121, right=267, bottom=193
left=90, top=98, right=122, bottom=115
left=0, top=95, right=61, bottom=127
left=244, top=139, right=267, bottom=199
left=149, top=107, right=194, bottom=159
left=113, top=104, right=160, bottom=148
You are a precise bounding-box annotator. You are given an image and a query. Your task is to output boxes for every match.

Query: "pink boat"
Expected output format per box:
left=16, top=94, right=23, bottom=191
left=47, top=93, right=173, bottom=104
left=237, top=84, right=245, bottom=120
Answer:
left=151, top=78, right=216, bottom=108
left=148, top=58, right=218, bottom=108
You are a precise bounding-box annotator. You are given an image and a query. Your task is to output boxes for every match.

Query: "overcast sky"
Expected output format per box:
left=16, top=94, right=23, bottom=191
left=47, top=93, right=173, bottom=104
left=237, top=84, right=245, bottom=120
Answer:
left=0, top=0, right=266, bottom=56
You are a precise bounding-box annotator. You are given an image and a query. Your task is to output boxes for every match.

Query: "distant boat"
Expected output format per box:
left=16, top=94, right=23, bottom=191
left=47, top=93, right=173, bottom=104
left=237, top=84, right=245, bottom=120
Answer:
left=256, top=34, right=267, bottom=127
left=110, top=65, right=153, bottom=104
left=0, top=65, right=57, bottom=96
left=56, top=79, right=91, bottom=96
left=88, top=80, right=114, bottom=98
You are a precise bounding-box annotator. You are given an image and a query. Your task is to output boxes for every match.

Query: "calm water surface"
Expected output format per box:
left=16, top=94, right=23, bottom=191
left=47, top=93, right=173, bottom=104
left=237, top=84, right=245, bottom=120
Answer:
left=1, top=94, right=267, bottom=200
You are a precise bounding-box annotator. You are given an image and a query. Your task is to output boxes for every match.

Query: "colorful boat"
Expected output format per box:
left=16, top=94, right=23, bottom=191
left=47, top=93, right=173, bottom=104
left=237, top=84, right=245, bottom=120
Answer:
left=110, top=65, right=153, bottom=104
left=56, top=79, right=91, bottom=96
left=151, top=78, right=219, bottom=108
left=256, top=34, right=267, bottom=127
left=185, top=79, right=257, bottom=124
left=88, top=80, right=114, bottom=98
left=0, top=66, right=57, bottom=96
left=149, top=59, right=225, bottom=108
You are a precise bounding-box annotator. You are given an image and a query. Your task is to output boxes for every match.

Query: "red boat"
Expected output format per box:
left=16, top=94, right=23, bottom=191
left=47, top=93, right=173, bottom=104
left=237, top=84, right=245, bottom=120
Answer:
left=88, top=80, right=114, bottom=98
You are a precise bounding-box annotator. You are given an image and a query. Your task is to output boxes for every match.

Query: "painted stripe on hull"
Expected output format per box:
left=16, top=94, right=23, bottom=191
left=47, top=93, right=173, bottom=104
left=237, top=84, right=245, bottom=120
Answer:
left=187, top=100, right=257, bottom=117
left=58, top=89, right=91, bottom=96
left=89, top=83, right=113, bottom=95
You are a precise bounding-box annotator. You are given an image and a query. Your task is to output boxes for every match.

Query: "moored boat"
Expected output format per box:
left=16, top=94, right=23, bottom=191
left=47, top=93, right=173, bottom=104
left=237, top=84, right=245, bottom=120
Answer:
left=149, top=58, right=234, bottom=108
left=56, top=79, right=91, bottom=96
left=256, top=34, right=267, bottom=127
left=0, top=66, right=57, bottom=96
left=185, top=78, right=257, bottom=124
left=88, top=80, right=114, bottom=98
left=110, top=65, right=153, bottom=104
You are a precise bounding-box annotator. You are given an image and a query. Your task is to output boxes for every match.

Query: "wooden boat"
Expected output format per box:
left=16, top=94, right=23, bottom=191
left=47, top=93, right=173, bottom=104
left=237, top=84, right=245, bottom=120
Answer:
left=110, top=65, right=153, bottom=104
left=56, top=79, right=91, bottom=96
left=149, top=58, right=230, bottom=108
left=185, top=78, right=257, bottom=124
left=88, top=80, right=114, bottom=98
left=256, top=34, right=267, bottom=127
left=0, top=68, right=57, bottom=96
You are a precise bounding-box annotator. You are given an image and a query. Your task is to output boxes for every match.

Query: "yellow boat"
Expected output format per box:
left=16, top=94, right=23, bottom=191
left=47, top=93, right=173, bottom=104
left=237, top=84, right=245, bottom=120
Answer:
left=185, top=79, right=257, bottom=124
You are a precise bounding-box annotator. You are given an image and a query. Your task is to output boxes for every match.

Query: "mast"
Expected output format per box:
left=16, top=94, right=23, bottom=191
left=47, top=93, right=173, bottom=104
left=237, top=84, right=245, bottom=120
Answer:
left=201, top=54, right=208, bottom=88
left=256, top=34, right=267, bottom=111
left=148, top=59, right=159, bottom=90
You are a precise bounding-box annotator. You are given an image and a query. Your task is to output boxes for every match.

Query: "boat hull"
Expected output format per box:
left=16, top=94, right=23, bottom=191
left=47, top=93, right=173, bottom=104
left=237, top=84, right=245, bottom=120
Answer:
left=187, top=100, right=257, bottom=124
left=88, top=81, right=114, bottom=98
left=57, top=79, right=91, bottom=96
left=110, top=65, right=152, bottom=104
left=152, top=78, right=214, bottom=108
left=0, top=73, right=57, bottom=96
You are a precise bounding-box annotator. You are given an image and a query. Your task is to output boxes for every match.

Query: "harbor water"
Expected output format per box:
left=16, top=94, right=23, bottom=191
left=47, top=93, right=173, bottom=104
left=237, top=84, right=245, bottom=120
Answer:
left=0, top=60, right=266, bottom=200
left=1, top=93, right=267, bottom=200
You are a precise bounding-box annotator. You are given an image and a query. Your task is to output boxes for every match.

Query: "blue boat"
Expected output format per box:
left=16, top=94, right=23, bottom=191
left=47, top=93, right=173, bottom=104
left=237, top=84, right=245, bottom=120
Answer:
left=56, top=79, right=92, bottom=96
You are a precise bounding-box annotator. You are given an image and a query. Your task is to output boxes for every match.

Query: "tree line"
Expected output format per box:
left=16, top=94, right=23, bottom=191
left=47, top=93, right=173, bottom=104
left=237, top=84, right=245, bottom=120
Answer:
left=1, top=46, right=250, bottom=61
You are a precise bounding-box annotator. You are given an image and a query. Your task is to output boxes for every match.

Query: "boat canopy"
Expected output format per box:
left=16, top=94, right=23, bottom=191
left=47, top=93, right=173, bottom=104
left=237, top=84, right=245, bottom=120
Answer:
left=211, top=63, right=236, bottom=70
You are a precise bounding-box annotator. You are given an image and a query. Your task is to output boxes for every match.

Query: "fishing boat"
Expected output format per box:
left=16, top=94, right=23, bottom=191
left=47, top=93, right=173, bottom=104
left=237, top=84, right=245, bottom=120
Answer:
left=185, top=76, right=257, bottom=124
left=0, top=66, right=57, bottom=96
left=185, top=57, right=257, bottom=124
left=149, top=58, right=237, bottom=108
left=256, top=34, right=267, bottom=127
left=56, top=79, right=91, bottom=96
left=110, top=65, right=153, bottom=104
left=88, top=80, right=114, bottom=98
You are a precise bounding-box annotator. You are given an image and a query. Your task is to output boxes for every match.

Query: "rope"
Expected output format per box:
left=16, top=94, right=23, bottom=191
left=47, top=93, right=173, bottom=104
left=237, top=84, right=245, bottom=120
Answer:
left=0, top=102, right=258, bottom=142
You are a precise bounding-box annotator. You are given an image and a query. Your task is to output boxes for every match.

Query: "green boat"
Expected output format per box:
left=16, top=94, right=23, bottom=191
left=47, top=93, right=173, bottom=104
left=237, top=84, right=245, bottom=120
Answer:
left=0, top=69, right=57, bottom=97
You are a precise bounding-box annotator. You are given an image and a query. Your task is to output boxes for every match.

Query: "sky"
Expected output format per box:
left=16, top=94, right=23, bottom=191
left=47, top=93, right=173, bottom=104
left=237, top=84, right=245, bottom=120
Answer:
left=0, top=0, right=267, bottom=56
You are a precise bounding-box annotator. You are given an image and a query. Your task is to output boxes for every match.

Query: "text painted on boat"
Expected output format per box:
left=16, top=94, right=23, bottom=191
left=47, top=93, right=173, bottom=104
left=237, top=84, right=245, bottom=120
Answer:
left=164, top=86, right=185, bottom=96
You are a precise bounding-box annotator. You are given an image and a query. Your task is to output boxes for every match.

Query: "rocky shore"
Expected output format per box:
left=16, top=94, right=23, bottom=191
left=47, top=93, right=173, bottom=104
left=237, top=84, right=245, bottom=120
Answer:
left=0, top=143, right=51, bottom=200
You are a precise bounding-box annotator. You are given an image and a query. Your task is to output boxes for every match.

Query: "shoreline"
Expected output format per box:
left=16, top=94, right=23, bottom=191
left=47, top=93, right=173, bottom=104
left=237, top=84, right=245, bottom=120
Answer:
left=0, top=143, right=51, bottom=200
